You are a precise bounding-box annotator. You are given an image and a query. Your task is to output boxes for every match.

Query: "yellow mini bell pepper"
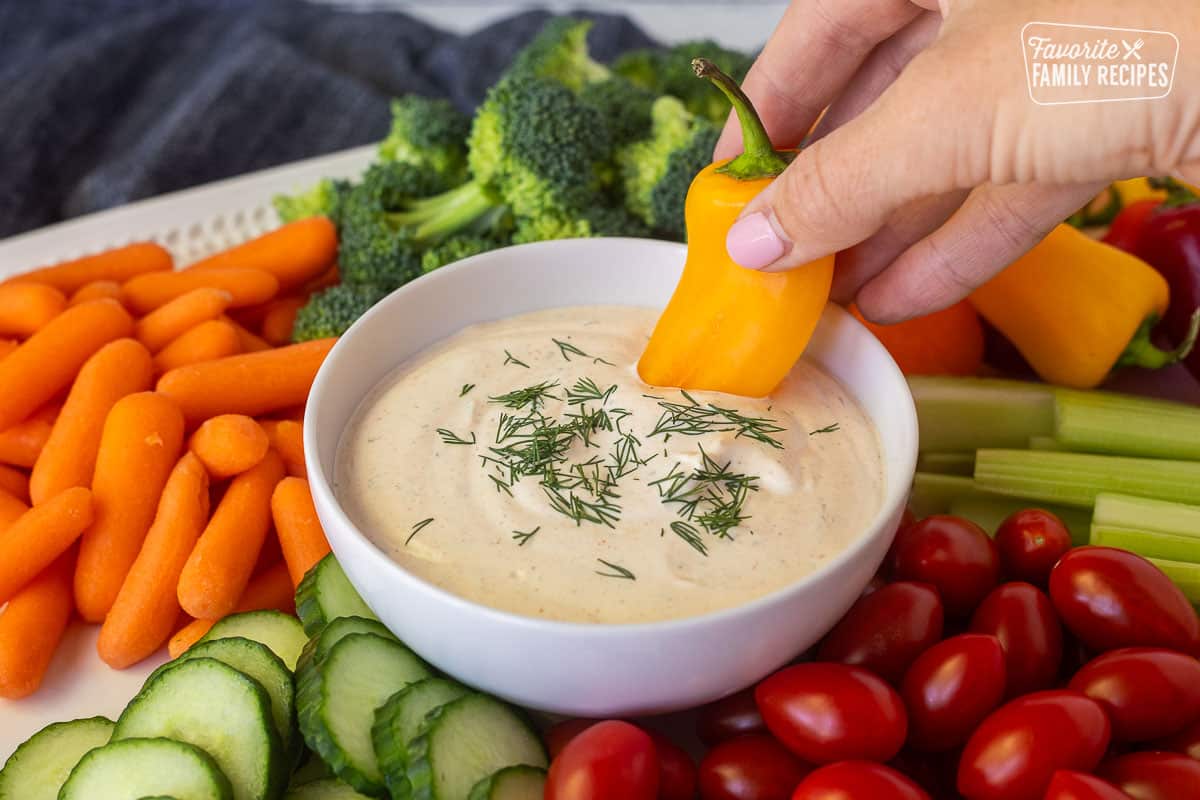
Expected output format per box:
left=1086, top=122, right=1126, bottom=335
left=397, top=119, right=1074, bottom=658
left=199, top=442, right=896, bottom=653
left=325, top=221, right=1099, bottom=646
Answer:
left=969, top=223, right=1198, bottom=389
left=637, top=60, right=834, bottom=398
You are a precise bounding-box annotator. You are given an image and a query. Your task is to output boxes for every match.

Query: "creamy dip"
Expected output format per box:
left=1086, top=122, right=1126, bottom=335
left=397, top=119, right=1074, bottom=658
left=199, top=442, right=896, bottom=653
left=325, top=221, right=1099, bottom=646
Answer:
left=335, top=306, right=884, bottom=624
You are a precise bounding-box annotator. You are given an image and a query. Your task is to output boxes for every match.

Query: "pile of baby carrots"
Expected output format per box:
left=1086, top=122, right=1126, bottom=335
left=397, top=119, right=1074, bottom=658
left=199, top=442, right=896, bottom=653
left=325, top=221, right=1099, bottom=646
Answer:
left=0, top=217, right=341, bottom=698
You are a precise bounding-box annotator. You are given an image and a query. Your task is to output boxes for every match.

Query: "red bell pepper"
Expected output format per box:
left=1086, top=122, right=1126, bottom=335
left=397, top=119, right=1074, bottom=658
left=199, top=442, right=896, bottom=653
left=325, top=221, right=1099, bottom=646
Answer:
left=1104, top=198, right=1163, bottom=253
left=1135, top=180, right=1200, bottom=381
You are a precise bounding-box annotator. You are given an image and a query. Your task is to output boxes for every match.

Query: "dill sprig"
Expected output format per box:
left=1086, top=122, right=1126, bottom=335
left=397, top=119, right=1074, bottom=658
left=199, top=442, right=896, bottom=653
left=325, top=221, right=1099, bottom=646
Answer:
left=668, top=521, right=709, bottom=556
left=566, top=377, right=617, bottom=406
left=503, top=350, right=530, bottom=368
left=595, top=558, right=636, bottom=580
left=810, top=422, right=840, bottom=435
left=437, top=428, right=476, bottom=445
left=511, top=526, right=540, bottom=546
left=650, top=446, right=758, bottom=540
left=646, top=391, right=786, bottom=449
left=488, top=380, right=560, bottom=411
left=406, top=517, right=434, bottom=545
left=460, top=383, right=476, bottom=396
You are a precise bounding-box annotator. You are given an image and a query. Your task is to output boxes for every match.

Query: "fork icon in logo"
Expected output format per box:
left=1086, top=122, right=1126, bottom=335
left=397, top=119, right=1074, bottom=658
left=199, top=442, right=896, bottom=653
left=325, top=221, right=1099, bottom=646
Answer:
left=1122, top=38, right=1145, bottom=60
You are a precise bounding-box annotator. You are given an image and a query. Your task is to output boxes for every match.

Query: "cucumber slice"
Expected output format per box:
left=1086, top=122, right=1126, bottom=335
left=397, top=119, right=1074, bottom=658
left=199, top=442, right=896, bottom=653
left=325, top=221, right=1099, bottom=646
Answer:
left=0, top=716, right=114, bottom=800
left=295, top=555, right=377, bottom=636
left=114, top=657, right=286, bottom=800
left=157, top=637, right=296, bottom=756
left=202, top=610, right=308, bottom=670
left=404, top=695, right=547, bottom=800
left=59, top=737, right=233, bottom=800
left=373, top=679, right=470, bottom=799
left=307, top=616, right=396, bottom=667
left=467, top=766, right=546, bottom=800
left=290, top=752, right=333, bottom=787
left=283, top=778, right=373, bottom=799
left=297, top=633, right=431, bottom=795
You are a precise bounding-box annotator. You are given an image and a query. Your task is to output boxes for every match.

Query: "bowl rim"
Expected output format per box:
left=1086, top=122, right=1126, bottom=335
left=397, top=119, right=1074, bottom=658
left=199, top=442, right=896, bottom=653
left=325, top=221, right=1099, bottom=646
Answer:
left=304, top=237, right=918, bottom=637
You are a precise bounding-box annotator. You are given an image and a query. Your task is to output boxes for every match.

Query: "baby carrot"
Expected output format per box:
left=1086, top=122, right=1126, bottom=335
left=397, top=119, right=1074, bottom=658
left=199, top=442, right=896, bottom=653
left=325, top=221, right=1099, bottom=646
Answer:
left=29, top=338, right=153, bottom=505
left=0, top=283, right=66, bottom=337
left=74, top=392, right=184, bottom=622
left=189, top=414, right=269, bottom=479
left=135, top=287, right=233, bottom=353
left=260, top=419, right=306, bottom=477
left=6, top=242, right=172, bottom=294
left=0, top=550, right=75, bottom=698
left=260, top=296, right=306, bottom=346
left=222, top=315, right=272, bottom=352
left=0, top=466, right=28, bottom=503
left=0, top=487, right=29, bottom=529
left=0, top=403, right=58, bottom=469
left=121, top=268, right=279, bottom=315
left=68, top=280, right=123, bottom=306
left=271, top=478, right=330, bottom=587
left=177, top=450, right=285, bottom=619
left=153, top=319, right=242, bottom=373
left=167, top=562, right=294, bottom=657
left=302, top=264, right=340, bottom=294
left=157, top=338, right=336, bottom=422
left=188, top=217, right=337, bottom=291
left=0, top=486, right=93, bottom=604
left=98, top=453, right=210, bottom=669
left=0, top=299, right=133, bottom=432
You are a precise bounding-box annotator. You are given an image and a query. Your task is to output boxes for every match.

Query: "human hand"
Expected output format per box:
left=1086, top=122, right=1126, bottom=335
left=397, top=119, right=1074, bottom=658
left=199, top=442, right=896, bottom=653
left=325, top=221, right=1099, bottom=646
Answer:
left=716, top=0, right=1200, bottom=322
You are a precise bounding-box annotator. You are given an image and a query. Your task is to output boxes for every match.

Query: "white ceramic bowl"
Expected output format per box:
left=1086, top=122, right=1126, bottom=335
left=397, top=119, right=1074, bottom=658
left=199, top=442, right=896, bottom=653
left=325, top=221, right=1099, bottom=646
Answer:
left=304, top=238, right=918, bottom=717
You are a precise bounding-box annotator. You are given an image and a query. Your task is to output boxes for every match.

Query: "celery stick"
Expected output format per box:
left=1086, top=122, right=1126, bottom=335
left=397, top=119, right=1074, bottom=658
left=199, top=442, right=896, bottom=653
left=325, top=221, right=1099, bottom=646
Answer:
left=1028, top=436, right=1066, bottom=451
left=974, top=449, right=1200, bottom=508
left=909, top=473, right=975, bottom=518
left=1055, top=389, right=1200, bottom=459
left=1147, top=558, right=1200, bottom=604
left=916, top=452, right=975, bottom=476
left=908, top=377, right=1054, bottom=452
left=950, top=496, right=1091, bottom=546
left=1093, top=493, right=1200, bottom=535
left=1091, top=526, right=1200, bottom=563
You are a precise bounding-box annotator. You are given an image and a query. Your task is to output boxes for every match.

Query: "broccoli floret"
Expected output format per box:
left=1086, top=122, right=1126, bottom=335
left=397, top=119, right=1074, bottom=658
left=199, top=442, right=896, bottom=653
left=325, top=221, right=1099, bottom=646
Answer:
left=292, top=283, right=389, bottom=342
left=512, top=206, right=650, bottom=244
left=379, top=96, right=471, bottom=182
left=614, top=41, right=754, bottom=124
left=272, top=178, right=350, bottom=225
left=618, top=96, right=719, bottom=239
left=507, top=17, right=610, bottom=91
left=578, top=77, right=656, bottom=147
left=420, top=234, right=507, bottom=273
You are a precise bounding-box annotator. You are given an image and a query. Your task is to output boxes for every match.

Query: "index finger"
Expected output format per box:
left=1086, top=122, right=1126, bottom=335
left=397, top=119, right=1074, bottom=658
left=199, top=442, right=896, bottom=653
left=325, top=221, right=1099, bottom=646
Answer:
left=714, top=0, right=927, bottom=160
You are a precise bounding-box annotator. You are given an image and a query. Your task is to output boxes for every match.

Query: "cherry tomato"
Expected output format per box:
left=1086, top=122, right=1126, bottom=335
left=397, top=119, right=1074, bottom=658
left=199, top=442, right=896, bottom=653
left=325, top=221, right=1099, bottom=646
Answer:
left=1068, top=647, right=1200, bottom=742
left=1043, top=770, right=1133, bottom=800
left=957, top=690, right=1111, bottom=800
left=790, top=761, right=930, bottom=800
left=755, top=663, right=907, bottom=764
left=546, top=718, right=599, bottom=759
left=698, top=734, right=811, bottom=800
left=1152, top=717, right=1200, bottom=760
left=888, top=749, right=959, bottom=798
left=1099, top=752, right=1200, bottom=800
left=993, top=509, right=1072, bottom=585
left=900, top=634, right=1006, bottom=752
left=969, top=582, right=1063, bottom=697
left=1049, top=547, right=1200, bottom=655
left=890, top=515, right=1000, bottom=617
left=546, top=720, right=658, bottom=800
left=817, top=582, right=944, bottom=684
left=698, top=689, right=767, bottom=746
left=651, top=732, right=699, bottom=800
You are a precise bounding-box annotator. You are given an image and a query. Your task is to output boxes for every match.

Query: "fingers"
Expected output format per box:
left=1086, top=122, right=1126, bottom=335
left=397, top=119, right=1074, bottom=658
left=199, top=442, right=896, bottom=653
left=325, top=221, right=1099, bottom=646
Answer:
left=854, top=181, right=1104, bottom=323
left=713, top=0, right=925, bottom=160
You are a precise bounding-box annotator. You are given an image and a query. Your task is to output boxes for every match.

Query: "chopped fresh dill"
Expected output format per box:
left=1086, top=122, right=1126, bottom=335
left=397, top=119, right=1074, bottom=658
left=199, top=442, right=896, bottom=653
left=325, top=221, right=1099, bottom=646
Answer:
left=645, top=392, right=786, bottom=449
left=594, top=356, right=616, bottom=366
left=489, top=380, right=560, bottom=411
left=511, top=526, right=540, bottom=546
left=489, top=474, right=514, bottom=496
left=503, top=350, right=530, bottom=368
left=437, top=428, right=476, bottom=445
left=595, top=558, right=636, bottom=580
left=650, top=446, right=758, bottom=539
left=460, top=383, right=476, bottom=396
left=552, top=337, right=588, bottom=361
left=406, top=517, right=434, bottom=545
left=810, top=422, right=841, bottom=435
left=566, top=377, right=617, bottom=406
left=669, top=521, right=709, bottom=556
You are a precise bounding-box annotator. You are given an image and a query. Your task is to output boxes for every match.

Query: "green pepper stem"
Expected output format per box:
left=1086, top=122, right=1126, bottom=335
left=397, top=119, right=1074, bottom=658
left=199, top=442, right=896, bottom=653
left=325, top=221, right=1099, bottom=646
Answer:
left=1147, top=176, right=1199, bottom=208
left=692, top=58, right=792, bottom=181
left=1116, top=308, right=1200, bottom=370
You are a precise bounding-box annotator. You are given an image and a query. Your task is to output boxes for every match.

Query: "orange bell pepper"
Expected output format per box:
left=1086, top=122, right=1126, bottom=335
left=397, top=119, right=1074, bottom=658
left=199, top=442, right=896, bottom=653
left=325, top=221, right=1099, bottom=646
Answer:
left=850, top=301, right=985, bottom=377
left=637, top=60, right=834, bottom=397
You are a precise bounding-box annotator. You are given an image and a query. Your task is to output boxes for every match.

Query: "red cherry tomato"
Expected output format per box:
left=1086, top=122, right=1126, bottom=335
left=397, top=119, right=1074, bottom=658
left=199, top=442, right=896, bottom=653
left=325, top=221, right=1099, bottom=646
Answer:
left=697, top=689, right=767, bottom=746
left=755, top=663, right=907, bottom=765
left=1049, top=547, right=1200, bottom=655
left=546, top=718, right=599, bottom=759
left=890, top=515, right=1001, bottom=617
left=790, top=761, right=930, bottom=800
left=969, top=582, right=1063, bottom=697
left=900, top=633, right=1006, bottom=752
left=545, top=720, right=658, bottom=800
left=1068, top=647, right=1200, bottom=742
left=817, top=582, right=944, bottom=684
left=993, top=509, right=1072, bottom=586
left=957, top=690, right=1111, bottom=800
left=698, top=734, right=811, bottom=800
left=651, top=732, right=699, bottom=800
left=1043, top=770, right=1133, bottom=800
left=1152, top=717, right=1200, bottom=760
left=1099, top=752, right=1200, bottom=800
